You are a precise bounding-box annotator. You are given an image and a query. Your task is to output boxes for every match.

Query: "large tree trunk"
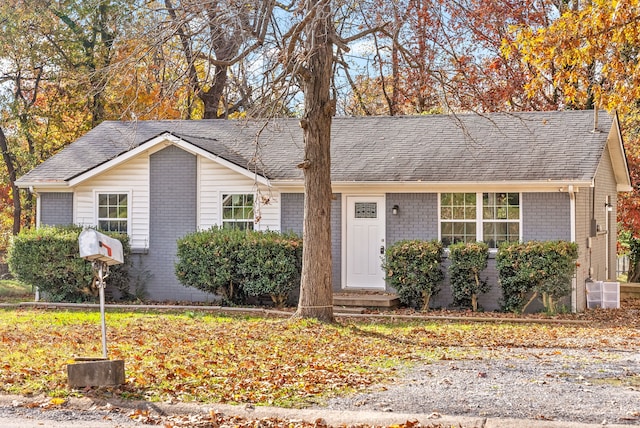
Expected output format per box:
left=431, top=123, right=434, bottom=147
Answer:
left=628, top=259, right=640, bottom=283
left=201, top=65, right=228, bottom=119
left=0, top=127, right=21, bottom=235
left=295, top=0, right=335, bottom=322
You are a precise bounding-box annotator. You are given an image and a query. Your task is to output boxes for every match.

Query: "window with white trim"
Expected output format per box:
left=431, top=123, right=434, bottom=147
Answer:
left=97, top=193, right=129, bottom=233
left=482, top=192, right=520, bottom=248
left=440, top=192, right=477, bottom=246
left=439, top=192, right=520, bottom=248
left=222, top=194, right=254, bottom=230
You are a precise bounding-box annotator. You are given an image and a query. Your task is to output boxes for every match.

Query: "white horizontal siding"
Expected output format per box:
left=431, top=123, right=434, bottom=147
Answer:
left=199, top=157, right=280, bottom=232
left=74, top=154, right=149, bottom=249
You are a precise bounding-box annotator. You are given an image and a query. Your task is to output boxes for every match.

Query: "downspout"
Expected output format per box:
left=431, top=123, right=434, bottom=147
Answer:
left=32, top=187, right=41, bottom=302
left=33, top=187, right=41, bottom=229
left=568, top=185, right=577, bottom=312
left=605, top=195, right=610, bottom=280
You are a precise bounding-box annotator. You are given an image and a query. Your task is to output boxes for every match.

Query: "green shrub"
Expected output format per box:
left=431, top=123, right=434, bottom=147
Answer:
left=448, top=242, right=489, bottom=311
left=382, top=240, right=444, bottom=311
left=175, top=227, right=302, bottom=306
left=236, top=232, right=302, bottom=307
left=7, top=226, right=130, bottom=302
left=175, top=227, right=246, bottom=304
left=496, top=240, right=578, bottom=313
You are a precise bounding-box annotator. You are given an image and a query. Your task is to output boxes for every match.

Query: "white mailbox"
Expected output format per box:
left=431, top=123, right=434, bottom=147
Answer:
left=79, top=229, right=124, bottom=266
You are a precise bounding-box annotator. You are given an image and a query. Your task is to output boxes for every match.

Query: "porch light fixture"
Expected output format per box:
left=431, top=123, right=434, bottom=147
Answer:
left=605, top=202, right=613, bottom=212
left=392, top=205, right=399, bottom=215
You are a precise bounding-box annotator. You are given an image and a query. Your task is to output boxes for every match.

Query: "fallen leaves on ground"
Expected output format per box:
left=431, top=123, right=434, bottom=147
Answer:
left=131, top=408, right=450, bottom=428
left=0, top=300, right=639, bottom=409
left=362, top=297, right=640, bottom=328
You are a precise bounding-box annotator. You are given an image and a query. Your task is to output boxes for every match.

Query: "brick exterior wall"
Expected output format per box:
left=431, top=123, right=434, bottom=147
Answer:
left=431, top=256, right=502, bottom=311
left=281, top=189, right=605, bottom=312
left=572, top=148, right=618, bottom=311
left=331, top=195, right=342, bottom=290
left=40, top=193, right=73, bottom=226
left=574, top=189, right=590, bottom=310
left=386, top=193, right=438, bottom=243
left=522, top=193, right=571, bottom=241
left=280, top=193, right=342, bottom=291
left=281, top=193, right=304, bottom=236
left=565, top=149, right=618, bottom=312
left=143, top=146, right=212, bottom=301
left=384, top=192, right=578, bottom=312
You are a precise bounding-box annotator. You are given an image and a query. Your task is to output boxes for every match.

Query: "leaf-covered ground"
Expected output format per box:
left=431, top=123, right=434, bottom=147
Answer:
left=0, top=280, right=33, bottom=303
left=1, top=301, right=639, bottom=410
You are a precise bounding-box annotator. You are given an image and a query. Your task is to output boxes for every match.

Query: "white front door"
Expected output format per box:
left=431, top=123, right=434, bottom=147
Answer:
left=345, top=196, right=386, bottom=289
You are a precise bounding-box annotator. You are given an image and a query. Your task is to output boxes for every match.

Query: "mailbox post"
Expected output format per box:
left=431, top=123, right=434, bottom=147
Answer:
left=68, top=229, right=125, bottom=388
left=78, top=229, right=124, bottom=358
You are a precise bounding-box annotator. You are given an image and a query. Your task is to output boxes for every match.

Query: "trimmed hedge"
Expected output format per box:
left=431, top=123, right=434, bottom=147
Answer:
left=237, top=231, right=302, bottom=307
left=175, top=227, right=302, bottom=307
left=7, top=226, right=130, bottom=302
left=382, top=240, right=444, bottom=311
left=496, top=240, right=578, bottom=313
left=175, top=227, right=245, bottom=304
left=448, top=242, right=489, bottom=311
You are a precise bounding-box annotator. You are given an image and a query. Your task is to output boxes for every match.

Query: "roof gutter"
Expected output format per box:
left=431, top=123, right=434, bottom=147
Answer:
left=15, top=180, right=70, bottom=189
left=271, top=179, right=594, bottom=193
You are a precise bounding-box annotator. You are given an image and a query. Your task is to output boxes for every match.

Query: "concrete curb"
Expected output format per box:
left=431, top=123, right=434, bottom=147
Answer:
left=0, top=394, right=631, bottom=428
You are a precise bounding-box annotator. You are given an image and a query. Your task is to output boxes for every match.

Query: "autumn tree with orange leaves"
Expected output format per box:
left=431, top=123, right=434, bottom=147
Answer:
left=506, top=0, right=640, bottom=278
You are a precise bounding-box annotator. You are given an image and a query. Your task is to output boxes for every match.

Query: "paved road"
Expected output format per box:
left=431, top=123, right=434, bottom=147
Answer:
left=0, top=396, right=635, bottom=428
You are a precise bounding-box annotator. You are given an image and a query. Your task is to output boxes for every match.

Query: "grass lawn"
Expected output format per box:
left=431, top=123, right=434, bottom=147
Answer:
left=0, top=279, right=33, bottom=303
left=1, top=307, right=639, bottom=407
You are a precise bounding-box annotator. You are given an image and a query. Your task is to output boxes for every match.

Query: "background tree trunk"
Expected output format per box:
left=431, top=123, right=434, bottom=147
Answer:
left=295, top=0, right=335, bottom=322
left=0, top=128, right=21, bottom=235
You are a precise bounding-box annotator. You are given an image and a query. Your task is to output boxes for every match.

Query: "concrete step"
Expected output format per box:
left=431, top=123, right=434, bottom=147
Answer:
left=621, top=283, right=640, bottom=299
left=333, top=306, right=367, bottom=314
left=333, top=293, right=400, bottom=308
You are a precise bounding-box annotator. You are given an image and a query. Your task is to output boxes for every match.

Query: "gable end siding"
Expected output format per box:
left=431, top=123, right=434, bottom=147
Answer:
left=73, top=154, right=149, bottom=250
left=40, top=193, right=73, bottom=226
left=198, top=156, right=280, bottom=231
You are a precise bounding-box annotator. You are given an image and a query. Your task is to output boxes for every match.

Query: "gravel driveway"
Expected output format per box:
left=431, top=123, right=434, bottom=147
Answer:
left=321, top=347, right=640, bottom=425
left=1, top=346, right=639, bottom=427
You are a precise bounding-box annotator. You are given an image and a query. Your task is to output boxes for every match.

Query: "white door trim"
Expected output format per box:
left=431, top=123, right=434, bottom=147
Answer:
left=341, top=194, right=386, bottom=290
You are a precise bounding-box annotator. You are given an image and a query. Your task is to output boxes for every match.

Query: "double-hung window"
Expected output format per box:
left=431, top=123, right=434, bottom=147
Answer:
left=440, top=192, right=477, bottom=246
left=482, top=192, right=520, bottom=248
left=97, top=193, right=129, bottom=233
left=440, top=192, right=520, bottom=248
left=222, top=194, right=254, bottom=230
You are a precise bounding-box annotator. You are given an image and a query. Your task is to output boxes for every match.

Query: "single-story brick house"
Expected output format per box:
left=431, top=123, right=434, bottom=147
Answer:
left=16, top=110, right=631, bottom=311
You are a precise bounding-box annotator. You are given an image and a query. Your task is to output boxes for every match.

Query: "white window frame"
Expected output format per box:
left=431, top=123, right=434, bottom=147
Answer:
left=439, top=192, right=478, bottom=245
left=94, top=190, right=132, bottom=235
left=438, top=192, right=522, bottom=248
left=220, top=193, right=255, bottom=230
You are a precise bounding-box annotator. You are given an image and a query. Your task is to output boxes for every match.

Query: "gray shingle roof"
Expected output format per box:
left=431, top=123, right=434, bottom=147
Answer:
left=16, top=110, right=614, bottom=185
